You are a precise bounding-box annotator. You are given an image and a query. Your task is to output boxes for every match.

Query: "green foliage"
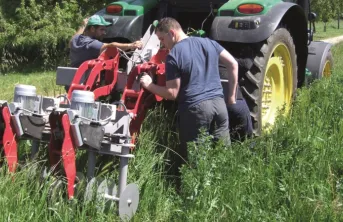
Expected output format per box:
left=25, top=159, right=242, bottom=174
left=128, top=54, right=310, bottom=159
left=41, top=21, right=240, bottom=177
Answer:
left=0, top=0, right=113, bottom=74
left=311, top=0, right=343, bottom=22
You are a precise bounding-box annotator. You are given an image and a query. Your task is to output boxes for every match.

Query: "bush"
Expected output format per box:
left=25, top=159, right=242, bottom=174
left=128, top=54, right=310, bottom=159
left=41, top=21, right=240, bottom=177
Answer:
left=0, top=0, right=111, bottom=74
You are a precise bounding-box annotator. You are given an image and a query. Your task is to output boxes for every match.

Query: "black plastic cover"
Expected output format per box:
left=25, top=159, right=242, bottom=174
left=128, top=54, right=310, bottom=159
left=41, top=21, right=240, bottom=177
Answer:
left=79, top=124, right=105, bottom=150
left=102, top=15, right=144, bottom=42
left=19, top=115, right=45, bottom=139
left=210, top=2, right=299, bottom=43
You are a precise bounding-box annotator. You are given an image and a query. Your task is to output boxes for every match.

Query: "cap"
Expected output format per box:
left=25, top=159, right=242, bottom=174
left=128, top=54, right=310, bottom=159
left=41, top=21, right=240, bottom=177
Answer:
left=87, top=15, right=112, bottom=27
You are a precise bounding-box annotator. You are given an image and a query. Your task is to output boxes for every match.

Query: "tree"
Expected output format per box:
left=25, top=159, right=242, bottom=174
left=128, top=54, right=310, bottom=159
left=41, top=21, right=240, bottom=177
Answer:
left=0, top=0, right=113, bottom=73
left=311, top=0, right=336, bottom=31
left=328, top=0, right=342, bottom=29
left=338, top=0, right=343, bottom=29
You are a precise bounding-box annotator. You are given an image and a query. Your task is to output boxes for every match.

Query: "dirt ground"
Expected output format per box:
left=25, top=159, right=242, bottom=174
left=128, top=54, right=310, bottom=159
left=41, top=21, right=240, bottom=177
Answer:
left=322, top=35, right=343, bottom=45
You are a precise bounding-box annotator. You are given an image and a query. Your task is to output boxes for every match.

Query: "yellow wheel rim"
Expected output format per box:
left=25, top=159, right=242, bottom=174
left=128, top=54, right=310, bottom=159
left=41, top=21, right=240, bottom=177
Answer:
left=262, top=43, right=293, bottom=129
left=323, top=60, right=332, bottom=78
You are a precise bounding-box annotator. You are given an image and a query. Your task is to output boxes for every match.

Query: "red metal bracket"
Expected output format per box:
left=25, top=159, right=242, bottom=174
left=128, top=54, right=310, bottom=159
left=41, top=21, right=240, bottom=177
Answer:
left=67, top=47, right=120, bottom=101
left=60, top=114, right=76, bottom=199
left=48, top=111, right=76, bottom=199
left=121, top=48, right=169, bottom=138
left=1, top=106, right=18, bottom=173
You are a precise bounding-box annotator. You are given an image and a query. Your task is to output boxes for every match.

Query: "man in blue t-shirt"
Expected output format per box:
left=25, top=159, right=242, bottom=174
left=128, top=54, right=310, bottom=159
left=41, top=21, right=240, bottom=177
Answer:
left=140, top=17, right=238, bottom=163
left=69, top=15, right=143, bottom=68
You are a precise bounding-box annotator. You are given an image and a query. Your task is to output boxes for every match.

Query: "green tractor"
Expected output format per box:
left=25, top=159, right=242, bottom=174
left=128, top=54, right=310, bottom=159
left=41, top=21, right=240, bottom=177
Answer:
left=94, top=0, right=334, bottom=136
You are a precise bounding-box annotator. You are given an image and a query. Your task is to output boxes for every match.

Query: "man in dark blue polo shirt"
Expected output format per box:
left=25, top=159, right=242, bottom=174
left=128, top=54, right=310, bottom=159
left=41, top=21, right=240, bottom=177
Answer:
left=140, top=17, right=238, bottom=164
left=69, top=15, right=143, bottom=68
left=66, top=15, right=143, bottom=92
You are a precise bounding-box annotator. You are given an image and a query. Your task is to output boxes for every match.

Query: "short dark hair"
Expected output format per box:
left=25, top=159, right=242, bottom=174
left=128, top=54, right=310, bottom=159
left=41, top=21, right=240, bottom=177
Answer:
left=156, top=17, right=182, bottom=33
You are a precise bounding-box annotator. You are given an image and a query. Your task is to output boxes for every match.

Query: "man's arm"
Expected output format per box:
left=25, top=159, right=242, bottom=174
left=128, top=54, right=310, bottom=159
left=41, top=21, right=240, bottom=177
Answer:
left=100, top=40, right=143, bottom=53
left=140, top=74, right=180, bottom=100
left=69, top=18, right=88, bottom=48
left=219, top=49, right=239, bottom=104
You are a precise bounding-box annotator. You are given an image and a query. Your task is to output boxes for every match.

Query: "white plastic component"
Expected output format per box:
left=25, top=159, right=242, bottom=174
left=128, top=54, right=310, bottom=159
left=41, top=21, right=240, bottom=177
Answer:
left=71, top=90, right=95, bottom=104
left=13, top=84, right=37, bottom=111
left=126, top=24, right=161, bottom=75
left=14, top=84, right=37, bottom=97
left=110, top=104, right=117, bottom=120
left=70, top=90, right=95, bottom=119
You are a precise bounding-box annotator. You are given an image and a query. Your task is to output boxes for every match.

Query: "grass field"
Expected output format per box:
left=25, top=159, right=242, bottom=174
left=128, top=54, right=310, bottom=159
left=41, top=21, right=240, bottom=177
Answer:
left=0, top=43, right=343, bottom=221
left=314, top=20, right=343, bottom=40
left=0, top=71, right=64, bottom=101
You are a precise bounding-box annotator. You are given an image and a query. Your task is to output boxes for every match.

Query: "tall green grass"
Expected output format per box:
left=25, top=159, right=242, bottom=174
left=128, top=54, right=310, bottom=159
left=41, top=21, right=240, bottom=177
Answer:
left=0, top=43, right=342, bottom=221
left=174, top=43, right=343, bottom=221
left=0, top=105, right=180, bottom=221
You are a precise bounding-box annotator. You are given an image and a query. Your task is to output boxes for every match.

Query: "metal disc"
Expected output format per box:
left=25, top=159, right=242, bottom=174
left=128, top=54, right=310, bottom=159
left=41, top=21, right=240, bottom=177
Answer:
left=119, top=183, right=140, bottom=221
left=96, top=179, right=117, bottom=201
left=84, top=177, right=104, bottom=203
left=96, top=179, right=117, bottom=212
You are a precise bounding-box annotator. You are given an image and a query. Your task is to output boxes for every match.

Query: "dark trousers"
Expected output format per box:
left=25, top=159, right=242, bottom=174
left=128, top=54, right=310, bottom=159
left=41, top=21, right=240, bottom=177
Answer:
left=177, top=97, right=230, bottom=165
left=170, top=97, right=229, bottom=190
left=227, top=99, right=253, bottom=142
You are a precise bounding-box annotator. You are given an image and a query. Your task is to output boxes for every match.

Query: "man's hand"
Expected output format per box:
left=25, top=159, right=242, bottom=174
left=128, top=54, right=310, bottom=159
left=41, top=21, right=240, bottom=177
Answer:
left=82, top=17, right=89, bottom=27
left=140, top=73, right=153, bottom=89
left=228, top=96, right=236, bottom=105
left=139, top=76, right=180, bottom=100
left=103, top=40, right=143, bottom=52
left=130, top=40, right=143, bottom=50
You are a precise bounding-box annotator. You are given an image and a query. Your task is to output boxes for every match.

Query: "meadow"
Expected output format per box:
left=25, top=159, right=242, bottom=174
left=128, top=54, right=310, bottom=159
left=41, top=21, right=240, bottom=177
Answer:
left=0, top=43, right=342, bottom=221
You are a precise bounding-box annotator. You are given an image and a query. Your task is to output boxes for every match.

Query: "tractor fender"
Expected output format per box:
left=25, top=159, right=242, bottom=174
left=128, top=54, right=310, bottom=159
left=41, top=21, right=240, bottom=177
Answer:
left=306, top=41, right=333, bottom=79
left=95, top=10, right=144, bottom=42
left=210, top=2, right=301, bottom=43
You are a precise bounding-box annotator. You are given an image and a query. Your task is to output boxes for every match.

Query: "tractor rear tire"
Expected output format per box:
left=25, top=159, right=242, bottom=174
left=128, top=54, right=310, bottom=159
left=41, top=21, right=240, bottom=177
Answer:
left=240, top=28, right=297, bottom=136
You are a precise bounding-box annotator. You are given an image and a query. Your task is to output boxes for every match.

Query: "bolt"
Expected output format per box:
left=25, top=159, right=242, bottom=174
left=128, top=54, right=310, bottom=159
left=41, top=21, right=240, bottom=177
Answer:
left=83, top=138, right=87, bottom=142
left=24, top=128, right=27, bottom=132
